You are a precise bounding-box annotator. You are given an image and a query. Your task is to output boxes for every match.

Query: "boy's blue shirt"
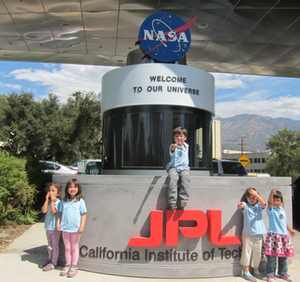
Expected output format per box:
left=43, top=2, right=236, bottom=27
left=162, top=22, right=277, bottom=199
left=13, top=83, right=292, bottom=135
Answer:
left=166, top=142, right=190, bottom=172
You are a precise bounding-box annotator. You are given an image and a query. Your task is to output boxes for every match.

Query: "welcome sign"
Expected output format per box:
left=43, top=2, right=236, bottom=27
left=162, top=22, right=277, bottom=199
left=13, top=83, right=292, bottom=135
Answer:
left=101, top=64, right=215, bottom=115
left=138, top=11, right=194, bottom=62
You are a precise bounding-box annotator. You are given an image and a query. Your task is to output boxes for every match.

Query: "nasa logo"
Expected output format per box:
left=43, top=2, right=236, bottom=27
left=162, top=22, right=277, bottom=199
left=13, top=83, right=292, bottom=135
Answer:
left=138, top=11, right=195, bottom=62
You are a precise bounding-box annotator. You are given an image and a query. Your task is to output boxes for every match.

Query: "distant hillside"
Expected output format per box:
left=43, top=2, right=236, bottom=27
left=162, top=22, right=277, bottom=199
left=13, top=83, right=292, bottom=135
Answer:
left=220, top=114, right=300, bottom=152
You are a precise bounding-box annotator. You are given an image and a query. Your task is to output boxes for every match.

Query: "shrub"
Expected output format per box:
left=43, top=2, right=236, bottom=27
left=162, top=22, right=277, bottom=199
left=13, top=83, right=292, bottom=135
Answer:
left=0, top=151, right=37, bottom=225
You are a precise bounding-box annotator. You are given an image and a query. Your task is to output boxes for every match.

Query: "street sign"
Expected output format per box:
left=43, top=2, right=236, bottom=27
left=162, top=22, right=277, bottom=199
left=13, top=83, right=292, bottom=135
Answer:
left=239, top=154, right=251, bottom=167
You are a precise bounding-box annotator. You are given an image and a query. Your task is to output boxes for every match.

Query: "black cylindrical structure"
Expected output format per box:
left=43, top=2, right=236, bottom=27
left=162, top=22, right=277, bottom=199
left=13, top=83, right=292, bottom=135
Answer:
left=103, top=105, right=212, bottom=170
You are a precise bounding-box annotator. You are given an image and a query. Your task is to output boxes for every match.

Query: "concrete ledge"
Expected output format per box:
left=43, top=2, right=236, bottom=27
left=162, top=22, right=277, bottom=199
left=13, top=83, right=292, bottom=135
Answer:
left=53, top=175, right=292, bottom=278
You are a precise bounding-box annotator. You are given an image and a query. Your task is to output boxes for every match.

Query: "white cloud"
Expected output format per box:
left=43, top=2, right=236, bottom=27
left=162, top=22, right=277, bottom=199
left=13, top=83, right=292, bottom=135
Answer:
left=212, top=73, right=244, bottom=89
left=10, top=64, right=117, bottom=102
left=0, top=82, right=22, bottom=91
left=216, top=96, right=300, bottom=120
left=212, top=72, right=261, bottom=90
left=239, top=90, right=273, bottom=101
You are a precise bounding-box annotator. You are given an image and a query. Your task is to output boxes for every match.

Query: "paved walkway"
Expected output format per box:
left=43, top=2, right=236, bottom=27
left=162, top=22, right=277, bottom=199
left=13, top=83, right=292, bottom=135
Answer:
left=0, top=223, right=299, bottom=282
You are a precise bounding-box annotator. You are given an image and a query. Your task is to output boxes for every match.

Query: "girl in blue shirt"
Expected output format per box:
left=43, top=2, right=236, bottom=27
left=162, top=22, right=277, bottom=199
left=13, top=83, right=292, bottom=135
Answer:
left=41, top=183, right=61, bottom=271
left=238, top=187, right=266, bottom=282
left=264, top=189, right=296, bottom=282
left=57, top=178, right=87, bottom=278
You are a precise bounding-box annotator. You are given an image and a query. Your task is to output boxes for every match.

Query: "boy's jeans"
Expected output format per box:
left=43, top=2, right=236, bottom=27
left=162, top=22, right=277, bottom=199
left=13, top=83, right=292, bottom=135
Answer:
left=266, top=256, right=288, bottom=277
left=167, top=168, right=190, bottom=209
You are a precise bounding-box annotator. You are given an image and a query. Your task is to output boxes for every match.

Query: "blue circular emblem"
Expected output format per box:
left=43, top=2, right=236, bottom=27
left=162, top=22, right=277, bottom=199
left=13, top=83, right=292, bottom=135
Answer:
left=138, top=11, right=192, bottom=63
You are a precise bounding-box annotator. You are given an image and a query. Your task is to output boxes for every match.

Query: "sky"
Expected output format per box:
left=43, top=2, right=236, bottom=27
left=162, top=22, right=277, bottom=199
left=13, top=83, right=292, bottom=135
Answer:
left=0, top=60, right=299, bottom=120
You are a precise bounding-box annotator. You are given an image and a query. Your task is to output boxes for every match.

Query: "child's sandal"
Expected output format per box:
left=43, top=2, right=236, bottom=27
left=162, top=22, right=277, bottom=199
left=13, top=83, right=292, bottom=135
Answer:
left=67, top=266, right=78, bottom=278
left=278, top=274, right=292, bottom=282
left=60, top=266, right=70, bottom=276
left=42, top=263, right=54, bottom=271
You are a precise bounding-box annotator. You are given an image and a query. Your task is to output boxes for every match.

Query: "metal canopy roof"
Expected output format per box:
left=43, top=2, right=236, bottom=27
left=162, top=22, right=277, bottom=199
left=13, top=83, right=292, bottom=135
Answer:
left=0, top=0, right=299, bottom=77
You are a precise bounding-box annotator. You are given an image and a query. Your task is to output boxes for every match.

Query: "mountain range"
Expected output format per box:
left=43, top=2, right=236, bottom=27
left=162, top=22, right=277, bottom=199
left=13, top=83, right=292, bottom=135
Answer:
left=219, top=114, right=300, bottom=152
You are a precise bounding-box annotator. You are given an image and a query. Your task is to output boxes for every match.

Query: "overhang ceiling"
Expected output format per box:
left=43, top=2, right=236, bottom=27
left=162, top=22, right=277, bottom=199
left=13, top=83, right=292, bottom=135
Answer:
left=0, top=0, right=299, bottom=77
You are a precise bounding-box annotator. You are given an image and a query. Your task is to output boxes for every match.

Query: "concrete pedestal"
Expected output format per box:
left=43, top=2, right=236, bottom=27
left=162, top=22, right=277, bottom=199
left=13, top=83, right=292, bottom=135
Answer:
left=53, top=174, right=292, bottom=278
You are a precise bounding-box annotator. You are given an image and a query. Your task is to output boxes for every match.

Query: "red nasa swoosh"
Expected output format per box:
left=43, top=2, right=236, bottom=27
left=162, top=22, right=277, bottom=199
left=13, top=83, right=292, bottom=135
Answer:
left=138, top=16, right=197, bottom=54
left=173, top=16, right=197, bottom=34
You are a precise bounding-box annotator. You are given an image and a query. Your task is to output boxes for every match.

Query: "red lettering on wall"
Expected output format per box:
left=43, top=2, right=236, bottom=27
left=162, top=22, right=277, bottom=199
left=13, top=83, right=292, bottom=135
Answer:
left=128, top=210, right=163, bottom=247
left=207, top=210, right=241, bottom=246
left=128, top=210, right=241, bottom=248
left=165, top=210, right=208, bottom=247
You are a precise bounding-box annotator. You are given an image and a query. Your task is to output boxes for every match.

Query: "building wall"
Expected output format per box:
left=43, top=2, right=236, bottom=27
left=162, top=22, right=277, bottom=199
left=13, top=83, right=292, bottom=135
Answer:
left=212, top=119, right=222, bottom=160
left=222, top=151, right=270, bottom=173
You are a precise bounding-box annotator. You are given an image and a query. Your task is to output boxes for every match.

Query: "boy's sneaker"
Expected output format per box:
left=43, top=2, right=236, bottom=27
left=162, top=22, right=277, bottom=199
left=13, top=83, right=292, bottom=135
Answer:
left=42, top=263, right=55, bottom=271
left=253, top=269, right=264, bottom=279
left=67, top=266, right=78, bottom=278
left=243, top=272, right=257, bottom=282
left=277, top=274, right=292, bottom=281
left=60, top=266, right=70, bottom=276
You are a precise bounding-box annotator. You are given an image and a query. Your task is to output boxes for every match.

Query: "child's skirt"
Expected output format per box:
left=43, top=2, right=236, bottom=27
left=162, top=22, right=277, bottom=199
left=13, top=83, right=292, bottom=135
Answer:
left=264, top=232, right=294, bottom=257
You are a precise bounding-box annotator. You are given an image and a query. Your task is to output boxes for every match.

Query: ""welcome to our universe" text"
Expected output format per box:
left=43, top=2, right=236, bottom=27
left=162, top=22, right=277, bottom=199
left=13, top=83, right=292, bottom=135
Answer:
left=132, top=75, right=200, bottom=96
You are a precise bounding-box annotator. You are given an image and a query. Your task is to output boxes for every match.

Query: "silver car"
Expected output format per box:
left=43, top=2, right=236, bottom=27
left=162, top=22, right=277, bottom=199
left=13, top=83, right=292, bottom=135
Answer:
left=39, top=160, right=78, bottom=175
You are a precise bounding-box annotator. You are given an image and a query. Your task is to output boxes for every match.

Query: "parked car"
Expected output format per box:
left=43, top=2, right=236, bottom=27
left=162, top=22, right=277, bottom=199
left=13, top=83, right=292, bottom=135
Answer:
left=68, top=161, right=79, bottom=171
left=212, top=159, right=247, bottom=176
left=39, top=160, right=77, bottom=175
left=78, top=159, right=102, bottom=175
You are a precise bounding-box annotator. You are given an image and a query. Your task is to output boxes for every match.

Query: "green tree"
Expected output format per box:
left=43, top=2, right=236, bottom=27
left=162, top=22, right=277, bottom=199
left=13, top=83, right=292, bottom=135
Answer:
left=2, top=93, right=46, bottom=158
left=60, top=92, right=102, bottom=163
left=1, top=91, right=101, bottom=164
left=39, top=94, right=66, bottom=161
left=266, top=129, right=300, bottom=178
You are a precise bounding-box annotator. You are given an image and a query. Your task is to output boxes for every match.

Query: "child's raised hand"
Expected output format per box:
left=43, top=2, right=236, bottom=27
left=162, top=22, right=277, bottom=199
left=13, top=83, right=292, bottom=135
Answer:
left=237, top=202, right=245, bottom=209
left=50, top=191, right=57, bottom=201
left=249, top=189, right=258, bottom=197
left=170, top=144, right=177, bottom=152
left=45, top=191, right=50, bottom=201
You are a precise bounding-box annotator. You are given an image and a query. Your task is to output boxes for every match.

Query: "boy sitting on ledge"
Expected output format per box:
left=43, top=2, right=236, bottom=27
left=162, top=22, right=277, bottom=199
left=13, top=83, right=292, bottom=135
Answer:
left=166, top=127, right=191, bottom=210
